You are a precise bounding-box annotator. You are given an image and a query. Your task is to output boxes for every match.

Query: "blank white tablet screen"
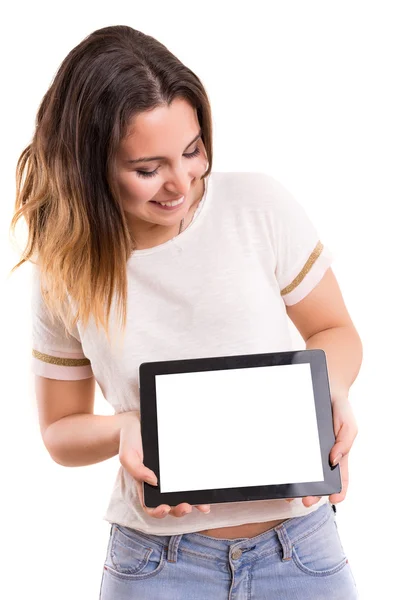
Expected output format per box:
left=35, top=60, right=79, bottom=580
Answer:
left=155, top=363, right=324, bottom=493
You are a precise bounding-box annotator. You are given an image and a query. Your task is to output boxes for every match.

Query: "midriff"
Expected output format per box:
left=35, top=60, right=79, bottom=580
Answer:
left=197, top=518, right=288, bottom=539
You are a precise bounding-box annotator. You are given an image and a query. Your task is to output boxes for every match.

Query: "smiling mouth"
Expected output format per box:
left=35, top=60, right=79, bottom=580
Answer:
left=150, top=196, right=185, bottom=208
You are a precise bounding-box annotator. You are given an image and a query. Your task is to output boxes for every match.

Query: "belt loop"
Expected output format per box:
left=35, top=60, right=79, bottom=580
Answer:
left=167, top=534, right=183, bottom=563
left=275, top=524, right=293, bottom=561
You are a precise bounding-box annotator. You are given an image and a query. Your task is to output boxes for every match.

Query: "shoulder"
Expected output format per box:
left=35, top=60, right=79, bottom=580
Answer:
left=209, top=170, right=298, bottom=217
left=210, top=170, right=273, bottom=194
left=210, top=170, right=290, bottom=201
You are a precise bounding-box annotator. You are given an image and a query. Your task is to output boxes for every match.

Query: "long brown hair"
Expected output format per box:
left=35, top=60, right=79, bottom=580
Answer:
left=9, top=25, right=213, bottom=346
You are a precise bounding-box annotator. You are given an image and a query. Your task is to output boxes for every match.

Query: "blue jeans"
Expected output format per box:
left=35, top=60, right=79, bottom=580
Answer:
left=99, top=502, right=358, bottom=599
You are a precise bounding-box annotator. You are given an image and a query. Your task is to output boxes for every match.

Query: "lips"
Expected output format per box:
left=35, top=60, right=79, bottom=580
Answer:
left=150, top=195, right=185, bottom=211
left=159, top=197, right=183, bottom=203
left=153, top=196, right=184, bottom=205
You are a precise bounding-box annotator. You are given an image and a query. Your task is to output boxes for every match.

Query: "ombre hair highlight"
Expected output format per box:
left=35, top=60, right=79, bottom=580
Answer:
left=9, top=25, right=213, bottom=346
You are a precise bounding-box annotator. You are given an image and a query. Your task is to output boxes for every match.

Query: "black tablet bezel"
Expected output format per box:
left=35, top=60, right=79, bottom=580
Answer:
left=139, top=349, right=341, bottom=508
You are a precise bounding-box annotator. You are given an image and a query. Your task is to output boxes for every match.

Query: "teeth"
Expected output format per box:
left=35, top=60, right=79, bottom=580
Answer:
left=157, top=197, right=184, bottom=207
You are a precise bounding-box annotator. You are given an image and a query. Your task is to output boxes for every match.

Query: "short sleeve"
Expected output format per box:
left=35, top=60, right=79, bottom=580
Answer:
left=266, top=176, right=334, bottom=306
left=31, top=265, right=94, bottom=380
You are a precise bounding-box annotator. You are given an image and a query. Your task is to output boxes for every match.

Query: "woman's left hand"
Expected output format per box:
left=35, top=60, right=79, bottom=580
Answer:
left=286, top=393, right=358, bottom=507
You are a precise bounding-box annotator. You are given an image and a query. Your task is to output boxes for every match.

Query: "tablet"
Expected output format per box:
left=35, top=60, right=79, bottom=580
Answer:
left=139, top=349, right=341, bottom=508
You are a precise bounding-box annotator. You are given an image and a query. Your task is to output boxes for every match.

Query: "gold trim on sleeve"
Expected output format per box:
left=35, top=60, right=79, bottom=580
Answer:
left=280, top=241, right=324, bottom=296
left=32, top=349, right=91, bottom=367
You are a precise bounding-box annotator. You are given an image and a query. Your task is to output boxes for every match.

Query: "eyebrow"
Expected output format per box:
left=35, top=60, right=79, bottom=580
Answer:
left=126, top=129, right=202, bottom=164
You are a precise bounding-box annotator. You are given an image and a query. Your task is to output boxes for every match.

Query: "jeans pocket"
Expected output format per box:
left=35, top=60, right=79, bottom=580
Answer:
left=104, top=524, right=166, bottom=581
left=291, top=510, right=348, bottom=577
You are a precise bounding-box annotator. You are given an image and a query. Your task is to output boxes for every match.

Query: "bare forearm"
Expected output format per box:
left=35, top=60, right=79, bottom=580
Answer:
left=44, top=411, right=137, bottom=467
left=306, top=325, right=363, bottom=400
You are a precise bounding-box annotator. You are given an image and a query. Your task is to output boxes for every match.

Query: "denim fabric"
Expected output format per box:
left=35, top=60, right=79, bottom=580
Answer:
left=99, top=501, right=358, bottom=599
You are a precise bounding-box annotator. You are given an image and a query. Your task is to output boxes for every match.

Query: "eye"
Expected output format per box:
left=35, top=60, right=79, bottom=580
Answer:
left=135, top=146, right=201, bottom=179
left=136, top=169, right=158, bottom=179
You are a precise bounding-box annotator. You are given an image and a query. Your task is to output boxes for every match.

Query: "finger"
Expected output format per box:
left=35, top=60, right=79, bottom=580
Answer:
left=120, top=449, right=157, bottom=485
left=329, top=453, right=349, bottom=504
left=301, top=496, right=321, bottom=507
left=145, top=505, right=172, bottom=519
left=195, top=505, right=211, bottom=513
left=330, top=423, right=354, bottom=466
left=330, top=411, right=358, bottom=465
left=169, top=503, right=193, bottom=518
left=135, top=480, right=171, bottom=519
left=330, top=423, right=353, bottom=463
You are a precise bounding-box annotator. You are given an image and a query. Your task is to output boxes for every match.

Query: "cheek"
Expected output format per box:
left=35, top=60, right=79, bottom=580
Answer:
left=189, top=155, right=207, bottom=179
left=196, top=156, right=208, bottom=173
left=198, top=147, right=209, bottom=173
left=118, top=173, right=157, bottom=205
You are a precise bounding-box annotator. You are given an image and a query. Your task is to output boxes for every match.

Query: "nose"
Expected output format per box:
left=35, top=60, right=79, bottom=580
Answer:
left=164, top=166, right=193, bottom=199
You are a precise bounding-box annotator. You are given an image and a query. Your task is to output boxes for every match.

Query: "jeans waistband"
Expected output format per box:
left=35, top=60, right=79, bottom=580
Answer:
left=115, top=501, right=335, bottom=564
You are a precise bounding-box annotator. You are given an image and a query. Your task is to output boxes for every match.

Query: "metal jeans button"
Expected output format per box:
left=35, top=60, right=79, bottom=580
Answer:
left=231, top=547, right=243, bottom=560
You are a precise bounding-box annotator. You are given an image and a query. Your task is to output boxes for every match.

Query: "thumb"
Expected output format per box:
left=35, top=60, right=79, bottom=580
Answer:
left=120, top=448, right=158, bottom=486
left=330, top=402, right=358, bottom=467
left=330, top=425, right=351, bottom=466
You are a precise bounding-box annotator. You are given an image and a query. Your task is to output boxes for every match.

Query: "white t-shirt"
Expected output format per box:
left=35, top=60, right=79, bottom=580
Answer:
left=31, top=171, right=334, bottom=535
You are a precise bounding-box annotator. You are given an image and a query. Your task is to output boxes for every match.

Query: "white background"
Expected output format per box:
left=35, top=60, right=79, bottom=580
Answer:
left=1, top=2, right=398, bottom=598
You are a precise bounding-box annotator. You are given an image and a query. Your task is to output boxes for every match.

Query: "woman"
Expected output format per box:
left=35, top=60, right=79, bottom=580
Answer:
left=10, top=25, right=361, bottom=599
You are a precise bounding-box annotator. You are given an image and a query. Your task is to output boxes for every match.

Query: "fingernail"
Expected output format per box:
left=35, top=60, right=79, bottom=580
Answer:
left=332, top=453, right=343, bottom=466
left=145, top=477, right=158, bottom=486
left=203, top=508, right=211, bottom=514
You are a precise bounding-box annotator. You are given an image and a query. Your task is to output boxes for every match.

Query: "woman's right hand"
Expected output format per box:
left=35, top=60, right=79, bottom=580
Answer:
left=118, top=411, right=211, bottom=519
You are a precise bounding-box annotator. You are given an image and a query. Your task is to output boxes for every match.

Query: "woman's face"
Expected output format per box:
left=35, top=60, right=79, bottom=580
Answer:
left=116, top=97, right=208, bottom=241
